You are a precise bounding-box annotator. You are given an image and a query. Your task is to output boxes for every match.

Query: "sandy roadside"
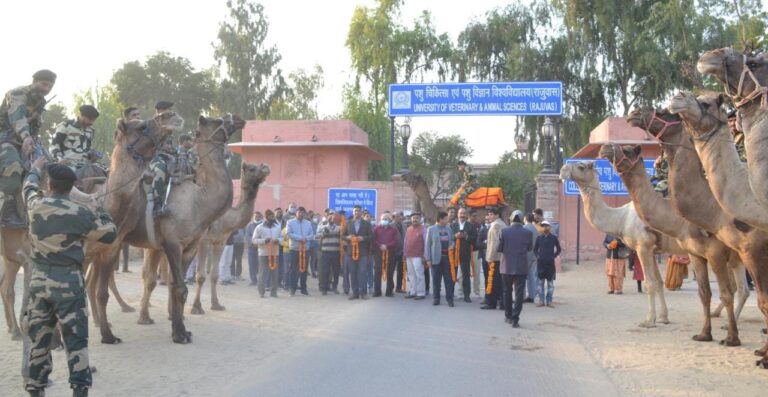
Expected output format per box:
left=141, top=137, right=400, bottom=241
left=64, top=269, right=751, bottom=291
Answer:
left=0, top=259, right=766, bottom=397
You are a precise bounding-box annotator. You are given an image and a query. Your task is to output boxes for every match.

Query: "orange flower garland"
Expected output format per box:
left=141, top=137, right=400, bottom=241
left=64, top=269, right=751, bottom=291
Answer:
left=350, top=236, right=360, bottom=261
left=448, top=240, right=458, bottom=283
left=485, top=261, right=496, bottom=295
left=299, top=241, right=307, bottom=273
left=381, top=249, right=389, bottom=281
left=339, top=218, right=346, bottom=258
left=267, top=242, right=278, bottom=271
left=470, top=244, right=476, bottom=278
left=401, top=257, right=407, bottom=290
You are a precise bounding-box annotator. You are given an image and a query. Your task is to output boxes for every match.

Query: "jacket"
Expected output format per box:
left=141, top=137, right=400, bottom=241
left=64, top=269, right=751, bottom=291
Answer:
left=450, top=221, right=477, bottom=263
left=534, top=233, right=561, bottom=279
left=345, top=217, right=374, bottom=255
left=485, top=219, right=506, bottom=263
left=252, top=221, right=283, bottom=254
left=523, top=223, right=540, bottom=262
left=498, top=223, right=533, bottom=275
left=286, top=218, right=315, bottom=251
left=604, top=234, right=626, bottom=259
left=424, top=224, right=455, bottom=264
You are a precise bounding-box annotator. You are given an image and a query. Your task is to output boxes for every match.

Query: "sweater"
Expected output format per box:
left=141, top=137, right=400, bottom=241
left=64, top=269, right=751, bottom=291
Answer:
left=404, top=224, right=427, bottom=258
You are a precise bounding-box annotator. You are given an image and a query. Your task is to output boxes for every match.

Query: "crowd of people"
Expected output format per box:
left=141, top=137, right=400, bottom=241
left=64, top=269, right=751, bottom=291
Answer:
left=204, top=202, right=562, bottom=328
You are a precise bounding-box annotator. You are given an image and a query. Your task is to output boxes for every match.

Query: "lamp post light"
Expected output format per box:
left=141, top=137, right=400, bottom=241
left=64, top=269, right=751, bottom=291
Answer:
left=514, top=134, right=530, bottom=161
left=399, top=122, right=412, bottom=173
left=541, top=116, right=555, bottom=173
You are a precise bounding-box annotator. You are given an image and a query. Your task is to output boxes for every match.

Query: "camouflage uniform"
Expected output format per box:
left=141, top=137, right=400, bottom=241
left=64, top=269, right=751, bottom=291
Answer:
left=177, top=145, right=198, bottom=176
left=457, top=165, right=479, bottom=207
left=651, top=156, right=669, bottom=197
left=734, top=131, right=747, bottom=162
left=21, top=168, right=117, bottom=393
left=148, top=138, right=177, bottom=217
left=0, top=85, right=46, bottom=227
left=51, top=119, right=94, bottom=168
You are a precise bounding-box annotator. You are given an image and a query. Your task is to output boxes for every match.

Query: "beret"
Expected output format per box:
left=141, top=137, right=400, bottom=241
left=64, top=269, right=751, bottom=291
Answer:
left=47, top=163, right=77, bottom=183
left=32, top=69, right=57, bottom=82
left=155, top=100, right=174, bottom=110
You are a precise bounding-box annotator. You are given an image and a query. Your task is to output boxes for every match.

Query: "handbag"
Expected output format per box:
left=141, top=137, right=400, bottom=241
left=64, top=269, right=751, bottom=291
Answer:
left=617, top=246, right=631, bottom=259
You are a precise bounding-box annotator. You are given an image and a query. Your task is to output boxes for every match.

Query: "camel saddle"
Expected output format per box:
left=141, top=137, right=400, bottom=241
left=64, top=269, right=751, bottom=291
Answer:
left=450, top=187, right=507, bottom=208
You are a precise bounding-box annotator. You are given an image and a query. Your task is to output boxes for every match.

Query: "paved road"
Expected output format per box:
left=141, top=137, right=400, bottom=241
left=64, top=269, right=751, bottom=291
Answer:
left=231, top=296, right=622, bottom=397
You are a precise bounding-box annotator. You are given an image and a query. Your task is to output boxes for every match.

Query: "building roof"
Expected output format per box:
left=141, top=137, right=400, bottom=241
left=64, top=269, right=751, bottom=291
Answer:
left=571, top=117, right=660, bottom=158
left=229, top=140, right=384, bottom=160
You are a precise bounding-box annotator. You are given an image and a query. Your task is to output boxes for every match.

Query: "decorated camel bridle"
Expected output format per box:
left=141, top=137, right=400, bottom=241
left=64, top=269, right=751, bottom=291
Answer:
left=645, top=109, right=681, bottom=141
left=125, top=113, right=170, bottom=165
left=722, top=52, right=768, bottom=109
left=609, top=145, right=642, bottom=175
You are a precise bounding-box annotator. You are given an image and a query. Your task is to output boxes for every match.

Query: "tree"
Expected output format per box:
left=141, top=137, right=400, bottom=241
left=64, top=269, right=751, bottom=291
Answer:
left=72, top=84, right=124, bottom=156
left=269, top=65, right=324, bottom=120
left=41, top=102, right=68, bottom=146
left=409, top=132, right=472, bottom=201
left=345, top=0, right=453, bottom=179
left=341, top=86, right=391, bottom=180
left=111, top=51, right=217, bottom=133
left=478, top=152, right=540, bottom=210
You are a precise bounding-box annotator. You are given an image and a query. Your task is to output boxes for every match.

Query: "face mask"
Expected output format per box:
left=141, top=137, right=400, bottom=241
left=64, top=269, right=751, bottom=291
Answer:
left=289, top=208, right=297, bottom=214
left=313, top=217, right=320, bottom=223
left=380, top=220, right=390, bottom=226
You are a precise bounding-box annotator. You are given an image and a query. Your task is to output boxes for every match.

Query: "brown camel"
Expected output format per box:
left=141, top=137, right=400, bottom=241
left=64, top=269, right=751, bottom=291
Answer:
left=398, top=171, right=512, bottom=223
left=134, top=115, right=247, bottom=344
left=600, top=143, right=741, bottom=345
left=0, top=228, right=28, bottom=340
left=627, top=106, right=750, bottom=321
left=697, top=48, right=768, bottom=209
left=560, top=161, right=686, bottom=327
left=669, top=92, right=768, bottom=367
left=84, top=112, right=185, bottom=344
left=190, top=162, right=270, bottom=314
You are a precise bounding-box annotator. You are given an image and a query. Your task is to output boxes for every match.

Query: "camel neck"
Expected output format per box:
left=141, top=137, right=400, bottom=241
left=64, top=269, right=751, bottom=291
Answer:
left=616, top=160, right=685, bottom=237
left=195, top=141, right=233, bottom=223
left=231, top=184, right=260, bottom=229
left=576, top=177, right=625, bottom=237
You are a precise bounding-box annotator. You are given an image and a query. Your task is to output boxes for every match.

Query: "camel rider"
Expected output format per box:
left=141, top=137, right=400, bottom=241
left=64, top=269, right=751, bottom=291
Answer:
left=149, top=100, right=176, bottom=218
left=0, top=69, right=56, bottom=228
left=51, top=105, right=99, bottom=170
left=651, top=152, right=669, bottom=197
left=727, top=109, right=746, bottom=162
left=176, top=133, right=198, bottom=176
left=456, top=160, right=478, bottom=207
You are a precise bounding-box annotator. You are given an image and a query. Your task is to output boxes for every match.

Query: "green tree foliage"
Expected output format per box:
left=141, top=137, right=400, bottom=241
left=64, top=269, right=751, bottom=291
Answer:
left=269, top=65, right=324, bottom=120
left=72, top=84, right=124, bottom=157
left=409, top=132, right=472, bottom=201
left=341, top=86, right=391, bottom=181
left=111, top=51, right=216, bottom=135
left=345, top=0, right=453, bottom=180
left=478, top=152, right=540, bottom=210
left=42, top=102, right=67, bottom=146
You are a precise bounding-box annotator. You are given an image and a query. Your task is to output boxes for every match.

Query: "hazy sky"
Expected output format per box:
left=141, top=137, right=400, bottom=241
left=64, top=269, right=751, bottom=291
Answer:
left=3, top=0, right=533, bottom=163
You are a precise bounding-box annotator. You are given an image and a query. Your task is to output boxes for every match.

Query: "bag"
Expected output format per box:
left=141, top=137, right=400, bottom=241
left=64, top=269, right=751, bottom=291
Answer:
left=616, top=246, right=631, bottom=259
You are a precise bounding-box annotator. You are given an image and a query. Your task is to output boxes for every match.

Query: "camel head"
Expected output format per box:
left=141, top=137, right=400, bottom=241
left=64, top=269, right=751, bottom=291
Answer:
left=667, top=91, right=727, bottom=138
left=627, top=106, right=683, bottom=141
left=398, top=170, right=427, bottom=192
left=559, top=161, right=596, bottom=188
left=697, top=48, right=768, bottom=106
left=115, top=111, right=184, bottom=161
left=195, top=114, right=246, bottom=144
left=599, top=143, right=643, bottom=175
left=241, top=162, right=271, bottom=191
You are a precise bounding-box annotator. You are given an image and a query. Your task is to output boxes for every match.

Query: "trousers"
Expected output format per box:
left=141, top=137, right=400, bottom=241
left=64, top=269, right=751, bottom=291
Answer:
left=373, top=249, right=396, bottom=295
left=218, top=245, right=234, bottom=282
left=348, top=254, right=369, bottom=296
left=319, top=251, right=340, bottom=292
left=526, top=258, right=538, bottom=299
left=406, top=257, right=425, bottom=297
left=485, top=260, right=503, bottom=308
left=247, top=247, right=259, bottom=284
left=288, top=250, right=309, bottom=293
left=502, top=274, right=526, bottom=322
left=537, top=277, right=555, bottom=304
left=257, top=255, right=278, bottom=296
left=431, top=255, right=454, bottom=302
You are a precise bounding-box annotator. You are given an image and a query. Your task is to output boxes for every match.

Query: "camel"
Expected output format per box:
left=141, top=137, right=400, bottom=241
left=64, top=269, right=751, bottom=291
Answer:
left=560, top=161, right=686, bottom=328
left=0, top=228, right=28, bottom=340
left=84, top=112, right=185, bottom=344
left=189, top=162, right=270, bottom=314
left=626, top=106, right=751, bottom=321
left=669, top=92, right=768, bottom=367
left=398, top=171, right=512, bottom=222
left=600, top=143, right=741, bottom=344
left=134, top=115, right=250, bottom=344
left=696, top=48, right=768, bottom=209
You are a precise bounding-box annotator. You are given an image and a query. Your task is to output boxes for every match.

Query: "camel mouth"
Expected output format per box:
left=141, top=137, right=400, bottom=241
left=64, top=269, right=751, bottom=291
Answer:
left=626, top=111, right=644, bottom=127
left=597, top=145, right=618, bottom=160
left=696, top=57, right=722, bottom=75
left=558, top=166, right=570, bottom=180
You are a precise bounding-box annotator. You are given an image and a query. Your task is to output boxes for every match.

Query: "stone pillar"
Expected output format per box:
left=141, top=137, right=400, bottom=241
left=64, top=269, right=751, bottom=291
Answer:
left=391, top=176, right=418, bottom=213
left=535, top=173, right=561, bottom=221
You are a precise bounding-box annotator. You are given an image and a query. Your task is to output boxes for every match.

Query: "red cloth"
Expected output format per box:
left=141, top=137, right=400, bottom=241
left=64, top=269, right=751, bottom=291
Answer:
left=373, top=225, right=401, bottom=251
left=632, top=253, right=644, bottom=281
left=404, top=225, right=426, bottom=258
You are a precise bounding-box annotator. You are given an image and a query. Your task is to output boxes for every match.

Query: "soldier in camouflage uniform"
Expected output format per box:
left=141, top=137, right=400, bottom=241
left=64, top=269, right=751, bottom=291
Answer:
left=148, top=100, right=176, bottom=217
left=176, top=133, right=198, bottom=176
left=50, top=105, right=100, bottom=170
left=456, top=160, right=479, bottom=208
left=0, top=70, right=56, bottom=228
left=651, top=153, right=669, bottom=197
left=22, top=158, right=117, bottom=397
left=727, top=109, right=747, bottom=162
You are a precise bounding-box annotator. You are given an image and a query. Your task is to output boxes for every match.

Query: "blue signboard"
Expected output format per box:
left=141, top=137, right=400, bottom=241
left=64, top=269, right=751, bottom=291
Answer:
left=563, top=158, right=656, bottom=196
left=328, top=188, right=378, bottom=218
left=388, top=82, right=562, bottom=117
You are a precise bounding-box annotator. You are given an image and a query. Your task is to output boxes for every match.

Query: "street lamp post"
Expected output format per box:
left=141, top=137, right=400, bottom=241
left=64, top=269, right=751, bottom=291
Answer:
left=389, top=117, right=396, bottom=176
left=514, top=135, right=530, bottom=161
left=399, top=122, right=412, bottom=173
left=541, top=117, right=555, bottom=173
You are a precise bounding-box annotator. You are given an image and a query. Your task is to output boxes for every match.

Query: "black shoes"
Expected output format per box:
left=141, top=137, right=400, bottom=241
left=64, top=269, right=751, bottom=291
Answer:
left=463, top=297, right=472, bottom=303
left=523, top=298, right=534, bottom=303
left=480, top=305, right=496, bottom=310
left=447, top=300, right=455, bottom=307
left=433, top=300, right=440, bottom=306
left=349, top=294, right=360, bottom=300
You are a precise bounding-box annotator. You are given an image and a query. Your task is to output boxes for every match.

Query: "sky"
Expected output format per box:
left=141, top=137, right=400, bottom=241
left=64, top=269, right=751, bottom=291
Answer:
left=3, top=0, right=531, bottom=164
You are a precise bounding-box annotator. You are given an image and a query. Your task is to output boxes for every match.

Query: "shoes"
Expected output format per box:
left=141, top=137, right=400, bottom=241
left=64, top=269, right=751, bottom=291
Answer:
left=72, top=385, right=89, bottom=397
left=607, top=291, right=614, bottom=294
left=361, top=294, right=369, bottom=300
left=385, top=292, right=394, bottom=297
left=270, top=291, right=278, bottom=298
left=395, top=288, right=404, bottom=293
left=405, top=294, right=415, bottom=299
left=433, top=300, right=440, bottom=306
left=414, top=296, right=425, bottom=300
left=447, top=300, right=455, bottom=307
left=349, top=294, right=360, bottom=300
left=290, top=290, right=296, bottom=296
left=301, top=290, right=309, bottom=296
left=615, top=291, right=623, bottom=295
left=535, top=302, right=545, bottom=307
left=523, top=298, right=535, bottom=303
left=480, top=305, right=496, bottom=310
left=260, top=293, right=265, bottom=298
left=463, top=297, right=472, bottom=303
left=547, top=303, right=555, bottom=308
left=321, top=291, right=327, bottom=296
left=373, top=292, right=382, bottom=297
left=505, top=318, right=513, bottom=324
left=27, top=388, right=45, bottom=397
left=333, top=289, right=340, bottom=294
left=512, top=321, right=520, bottom=328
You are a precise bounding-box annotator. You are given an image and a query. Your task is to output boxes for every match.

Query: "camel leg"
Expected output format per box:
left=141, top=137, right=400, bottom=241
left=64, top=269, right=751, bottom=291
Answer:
left=138, top=249, right=162, bottom=325
left=109, top=263, right=135, bottom=313
left=689, top=256, right=713, bottom=342
left=95, top=251, right=122, bottom=344
left=85, top=261, right=101, bottom=325
left=709, top=258, right=740, bottom=347
left=163, top=241, right=191, bottom=344
left=0, top=258, right=22, bottom=340
left=210, top=243, right=225, bottom=311
left=190, top=241, right=208, bottom=315
left=637, top=249, right=659, bottom=328
left=731, top=264, right=749, bottom=321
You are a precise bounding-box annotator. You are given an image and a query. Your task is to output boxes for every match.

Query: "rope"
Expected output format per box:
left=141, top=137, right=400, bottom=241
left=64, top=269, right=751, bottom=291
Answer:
left=485, top=261, right=496, bottom=295
left=381, top=249, right=389, bottom=281
left=350, top=236, right=360, bottom=261
left=299, top=241, right=307, bottom=273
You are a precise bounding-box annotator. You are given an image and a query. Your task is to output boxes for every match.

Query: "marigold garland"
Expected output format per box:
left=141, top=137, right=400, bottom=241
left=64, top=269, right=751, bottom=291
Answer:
left=448, top=241, right=457, bottom=283
left=401, top=256, right=407, bottom=290
left=470, top=244, right=476, bottom=278
left=485, top=261, right=496, bottom=295
left=267, top=242, right=278, bottom=271
left=350, top=236, right=360, bottom=261
left=299, top=241, right=307, bottom=273
left=381, top=249, right=389, bottom=281
left=339, top=218, right=346, bottom=258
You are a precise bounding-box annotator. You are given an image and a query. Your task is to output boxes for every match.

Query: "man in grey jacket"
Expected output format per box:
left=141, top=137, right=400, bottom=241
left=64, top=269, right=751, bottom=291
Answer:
left=522, top=213, right=539, bottom=303
left=498, top=210, right=533, bottom=328
left=425, top=211, right=456, bottom=307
